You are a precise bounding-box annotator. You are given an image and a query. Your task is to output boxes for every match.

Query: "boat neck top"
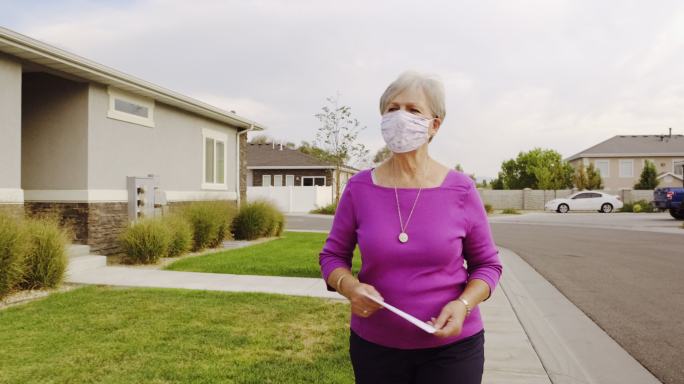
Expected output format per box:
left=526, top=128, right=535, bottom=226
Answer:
left=319, top=168, right=503, bottom=349
left=369, top=166, right=452, bottom=189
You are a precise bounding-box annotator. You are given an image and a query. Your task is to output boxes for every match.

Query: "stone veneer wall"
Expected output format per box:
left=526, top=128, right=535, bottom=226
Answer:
left=23, top=200, right=238, bottom=257
left=24, top=202, right=89, bottom=244
left=24, top=202, right=127, bottom=256
left=86, top=202, right=129, bottom=257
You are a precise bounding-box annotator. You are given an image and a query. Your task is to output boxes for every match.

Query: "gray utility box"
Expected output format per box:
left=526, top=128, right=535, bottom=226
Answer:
left=127, top=174, right=167, bottom=222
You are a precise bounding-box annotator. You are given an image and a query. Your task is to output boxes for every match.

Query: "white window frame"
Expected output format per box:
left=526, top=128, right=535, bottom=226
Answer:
left=582, top=158, right=589, bottom=166
left=285, top=175, right=295, bottom=186
left=595, top=159, right=610, bottom=177
left=262, top=175, right=271, bottom=186
left=107, top=86, right=155, bottom=128
left=301, top=176, right=326, bottom=186
left=273, top=174, right=283, bottom=186
left=673, top=159, right=684, bottom=176
left=619, top=159, right=634, bottom=178
left=201, top=127, right=228, bottom=190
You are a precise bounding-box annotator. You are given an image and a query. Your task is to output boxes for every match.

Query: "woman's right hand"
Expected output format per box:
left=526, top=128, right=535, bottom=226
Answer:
left=345, top=282, right=385, bottom=318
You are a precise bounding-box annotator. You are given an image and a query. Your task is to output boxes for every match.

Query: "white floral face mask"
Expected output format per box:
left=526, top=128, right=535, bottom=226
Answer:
left=381, top=109, right=434, bottom=153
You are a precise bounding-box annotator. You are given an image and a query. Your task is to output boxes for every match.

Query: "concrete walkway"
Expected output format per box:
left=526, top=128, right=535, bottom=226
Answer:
left=66, top=247, right=550, bottom=383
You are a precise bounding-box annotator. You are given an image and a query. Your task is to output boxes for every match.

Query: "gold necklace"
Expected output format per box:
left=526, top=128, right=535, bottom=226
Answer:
left=393, top=157, right=430, bottom=244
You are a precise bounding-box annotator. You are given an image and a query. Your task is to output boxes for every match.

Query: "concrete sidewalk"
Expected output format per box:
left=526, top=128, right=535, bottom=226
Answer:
left=66, top=248, right=550, bottom=384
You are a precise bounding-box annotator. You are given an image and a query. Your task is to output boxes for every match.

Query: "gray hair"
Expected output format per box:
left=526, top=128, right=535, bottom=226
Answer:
left=379, top=70, right=446, bottom=121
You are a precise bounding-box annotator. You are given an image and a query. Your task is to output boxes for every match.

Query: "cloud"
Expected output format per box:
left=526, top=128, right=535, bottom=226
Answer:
left=3, top=0, right=684, bottom=178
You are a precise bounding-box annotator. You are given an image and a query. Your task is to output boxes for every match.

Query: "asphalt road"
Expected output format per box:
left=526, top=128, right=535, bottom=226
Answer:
left=286, top=212, right=684, bottom=384
left=490, top=222, right=684, bottom=384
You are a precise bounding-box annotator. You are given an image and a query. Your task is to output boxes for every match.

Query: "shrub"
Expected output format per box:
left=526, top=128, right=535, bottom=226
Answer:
left=484, top=204, right=494, bottom=214
left=178, top=201, right=237, bottom=251
left=620, top=199, right=652, bottom=213
left=502, top=208, right=520, bottom=214
left=162, top=214, right=192, bottom=257
left=119, top=217, right=171, bottom=264
left=310, top=202, right=337, bottom=215
left=0, top=214, right=28, bottom=298
left=19, top=216, right=69, bottom=290
left=231, top=199, right=285, bottom=240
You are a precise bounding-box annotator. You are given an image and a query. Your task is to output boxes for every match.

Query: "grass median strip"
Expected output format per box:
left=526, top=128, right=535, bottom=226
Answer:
left=163, top=231, right=362, bottom=278
left=0, top=285, right=354, bottom=383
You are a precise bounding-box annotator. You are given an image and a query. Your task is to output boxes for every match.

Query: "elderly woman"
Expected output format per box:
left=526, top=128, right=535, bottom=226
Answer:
left=318, top=70, right=503, bottom=384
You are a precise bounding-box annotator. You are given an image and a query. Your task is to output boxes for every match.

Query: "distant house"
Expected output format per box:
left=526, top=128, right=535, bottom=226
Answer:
left=565, top=132, right=684, bottom=190
left=246, top=142, right=358, bottom=191
left=0, top=27, right=266, bottom=256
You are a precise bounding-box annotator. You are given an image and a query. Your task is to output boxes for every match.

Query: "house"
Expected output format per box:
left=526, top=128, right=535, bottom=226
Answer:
left=245, top=142, right=358, bottom=212
left=246, top=142, right=358, bottom=189
left=0, top=27, right=266, bottom=256
left=565, top=131, right=684, bottom=190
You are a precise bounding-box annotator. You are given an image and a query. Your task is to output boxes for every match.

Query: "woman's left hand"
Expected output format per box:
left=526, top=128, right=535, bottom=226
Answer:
left=427, top=300, right=467, bottom=338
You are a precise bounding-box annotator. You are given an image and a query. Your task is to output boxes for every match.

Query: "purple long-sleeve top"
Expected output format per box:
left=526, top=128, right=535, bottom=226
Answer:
left=319, top=167, right=503, bottom=349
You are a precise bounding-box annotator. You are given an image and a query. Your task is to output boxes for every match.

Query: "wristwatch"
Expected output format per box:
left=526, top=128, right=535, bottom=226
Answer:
left=457, top=297, right=472, bottom=317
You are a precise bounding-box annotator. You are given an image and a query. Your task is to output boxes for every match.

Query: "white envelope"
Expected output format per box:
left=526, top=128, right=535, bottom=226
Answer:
left=362, top=292, right=438, bottom=334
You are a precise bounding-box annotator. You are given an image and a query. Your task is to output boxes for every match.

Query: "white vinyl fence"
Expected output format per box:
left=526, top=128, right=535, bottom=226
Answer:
left=247, top=186, right=334, bottom=213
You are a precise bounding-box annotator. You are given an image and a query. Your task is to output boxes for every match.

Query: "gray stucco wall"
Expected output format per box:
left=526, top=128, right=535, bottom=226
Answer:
left=21, top=72, right=89, bottom=189
left=87, top=83, right=238, bottom=192
left=0, top=53, right=22, bottom=190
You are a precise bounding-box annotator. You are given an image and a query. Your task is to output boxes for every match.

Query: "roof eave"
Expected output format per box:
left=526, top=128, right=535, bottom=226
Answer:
left=0, top=27, right=266, bottom=131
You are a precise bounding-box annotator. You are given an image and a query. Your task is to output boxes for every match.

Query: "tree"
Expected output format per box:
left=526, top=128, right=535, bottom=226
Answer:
left=586, top=163, right=603, bottom=190
left=498, top=148, right=574, bottom=189
left=573, top=163, right=588, bottom=190
left=574, top=163, right=604, bottom=190
left=373, top=145, right=392, bottom=164
left=314, top=94, right=369, bottom=204
left=634, top=160, right=659, bottom=190
left=491, top=172, right=505, bottom=190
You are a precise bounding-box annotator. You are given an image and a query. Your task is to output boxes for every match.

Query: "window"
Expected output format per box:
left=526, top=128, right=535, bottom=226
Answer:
left=274, top=175, right=283, bottom=186
left=595, top=160, right=610, bottom=177
left=302, top=176, right=326, bottom=186
left=262, top=175, right=271, bottom=186
left=107, top=87, right=155, bottom=127
left=673, top=159, right=684, bottom=176
left=619, top=159, right=634, bottom=178
left=202, top=128, right=228, bottom=189
left=572, top=193, right=591, bottom=199
left=285, top=175, right=295, bottom=186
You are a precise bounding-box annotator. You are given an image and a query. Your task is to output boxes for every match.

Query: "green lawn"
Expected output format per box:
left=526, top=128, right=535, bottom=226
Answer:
left=0, top=286, right=353, bottom=384
left=163, top=231, right=362, bottom=278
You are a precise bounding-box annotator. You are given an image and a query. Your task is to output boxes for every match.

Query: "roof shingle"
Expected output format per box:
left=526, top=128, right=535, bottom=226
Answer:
left=566, top=134, right=684, bottom=161
left=246, top=143, right=358, bottom=170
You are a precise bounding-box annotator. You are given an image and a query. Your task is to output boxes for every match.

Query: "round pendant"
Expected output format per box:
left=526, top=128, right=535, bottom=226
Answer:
left=398, top=232, right=409, bottom=243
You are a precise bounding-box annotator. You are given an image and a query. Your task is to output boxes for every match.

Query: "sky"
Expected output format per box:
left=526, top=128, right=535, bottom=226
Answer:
left=2, top=0, right=684, bottom=179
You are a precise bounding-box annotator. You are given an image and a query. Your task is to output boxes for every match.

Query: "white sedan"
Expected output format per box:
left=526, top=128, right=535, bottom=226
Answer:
left=545, top=191, right=624, bottom=213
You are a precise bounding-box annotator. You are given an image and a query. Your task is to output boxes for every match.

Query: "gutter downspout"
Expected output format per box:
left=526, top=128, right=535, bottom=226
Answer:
left=236, top=124, right=256, bottom=209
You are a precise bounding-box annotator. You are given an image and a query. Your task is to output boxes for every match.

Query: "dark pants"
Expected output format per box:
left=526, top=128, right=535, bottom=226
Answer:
left=349, top=328, right=485, bottom=384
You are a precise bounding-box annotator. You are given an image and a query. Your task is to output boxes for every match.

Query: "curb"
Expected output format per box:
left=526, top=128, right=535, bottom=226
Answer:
left=497, top=247, right=661, bottom=384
